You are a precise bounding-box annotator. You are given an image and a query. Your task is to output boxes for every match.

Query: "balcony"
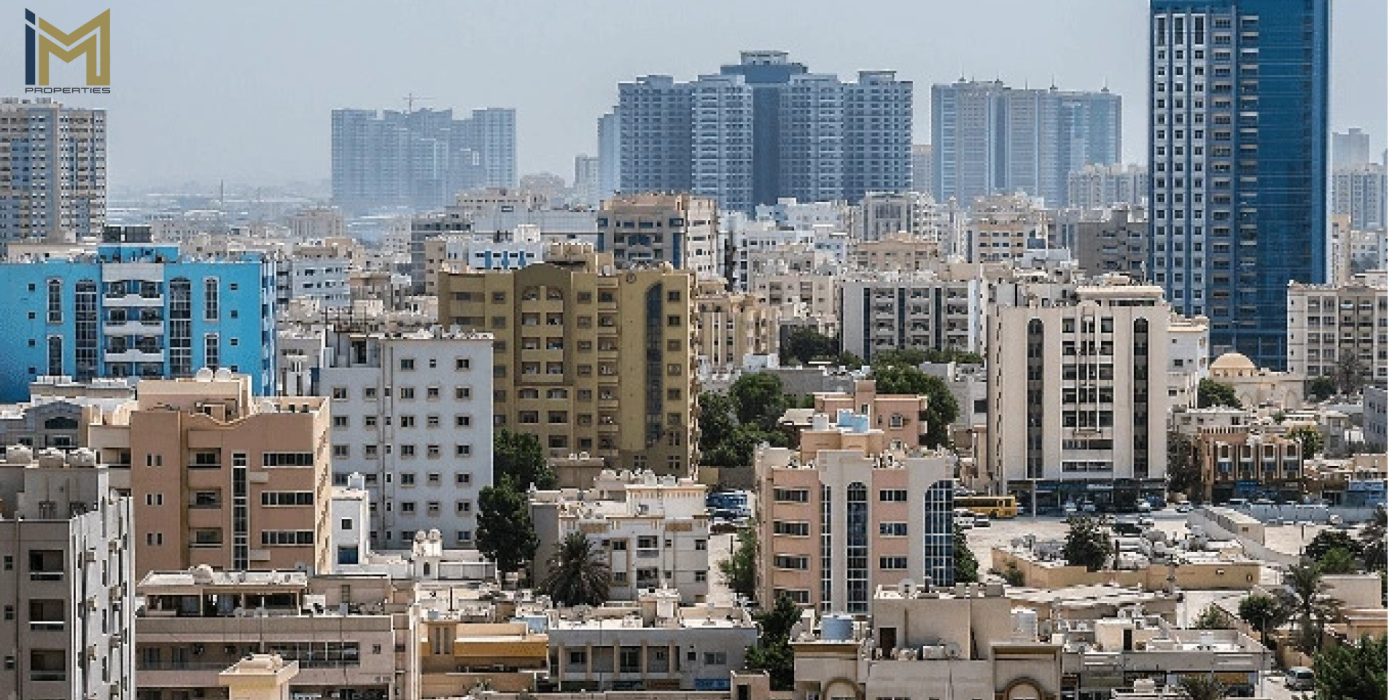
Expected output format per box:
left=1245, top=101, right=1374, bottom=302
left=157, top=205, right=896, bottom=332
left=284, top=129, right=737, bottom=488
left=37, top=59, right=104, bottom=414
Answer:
left=103, top=320, right=165, bottom=336
left=104, top=293, right=165, bottom=307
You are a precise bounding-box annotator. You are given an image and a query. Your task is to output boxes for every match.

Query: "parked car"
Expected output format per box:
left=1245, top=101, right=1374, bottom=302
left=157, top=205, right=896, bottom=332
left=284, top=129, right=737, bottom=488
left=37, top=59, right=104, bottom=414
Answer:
left=1175, top=502, right=1194, bottom=513
left=954, top=509, right=976, bottom=529
left=1081, top=502, right=1098, bottom=514
left=974, top=514, right=992, bottom=528
left=1136, top=499, right=1153, bottom=513
left=1137, top=516, right=1154, bottom=529
left=1111, top=518, right=1142, bottom=535
left=1284, top=667, right=1315, bottom=691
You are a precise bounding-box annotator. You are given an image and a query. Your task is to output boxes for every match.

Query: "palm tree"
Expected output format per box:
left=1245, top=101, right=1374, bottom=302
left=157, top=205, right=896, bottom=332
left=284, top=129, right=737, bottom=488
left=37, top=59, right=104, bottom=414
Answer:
left=1279, top=561, right=1341, bottom=654
left=540, top=531, right=611, bottom=607
left=1332, top=350, right=1365, bottom=395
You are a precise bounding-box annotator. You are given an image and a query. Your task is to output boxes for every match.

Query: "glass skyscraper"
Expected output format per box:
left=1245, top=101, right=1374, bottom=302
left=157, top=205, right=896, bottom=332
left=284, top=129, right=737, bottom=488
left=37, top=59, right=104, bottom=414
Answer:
left=1147, top=0, right=1329, bottom=368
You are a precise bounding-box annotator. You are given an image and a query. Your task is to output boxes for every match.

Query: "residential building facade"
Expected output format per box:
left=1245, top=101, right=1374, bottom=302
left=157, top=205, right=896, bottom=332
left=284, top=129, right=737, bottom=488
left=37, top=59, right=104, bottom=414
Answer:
left=754, top=446, right=958, bottom=613
left=0, top=98, right=106, bottom=243
left=0, top=225, right=278, bottom=402
left=317, top=327, right=495, bottom=548
left=596, top=193, right=721, bottom=276
left=1286, top=276, right=1388, bottom=387
left=0, top=447, right=134, bottom=700
left=986, top=279, right=1171, bottom=510
left=439, top=244, right=697, bottom=472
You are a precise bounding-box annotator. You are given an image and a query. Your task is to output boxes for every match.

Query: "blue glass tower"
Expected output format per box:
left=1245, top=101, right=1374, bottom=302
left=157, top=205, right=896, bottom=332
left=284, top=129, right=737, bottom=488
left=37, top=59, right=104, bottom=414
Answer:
left=0, top=226, right=278, bottom=401
left=1148, top=0, right=1329, bottom=368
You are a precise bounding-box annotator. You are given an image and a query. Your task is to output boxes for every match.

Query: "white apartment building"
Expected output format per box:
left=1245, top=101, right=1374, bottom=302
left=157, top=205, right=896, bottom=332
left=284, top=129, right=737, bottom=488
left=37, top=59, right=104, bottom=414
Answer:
left=1166, top=314, right=1211, bottom=408
left=0, top=446, right=134, bottom=700
left=728, top=217, right=849, bottom=291
left=597, top=193, right=722, bottom=277
left=276, top=254, right=351, bottom=309
left=320, top=327, right=496, bottom=549
left=1331, top=164, right=1386, bottom=231
left=986, top=277, right=1170, bottom=511
left=749, top=262, right=844, bottom=336
left=847, top=191, right=937, bottom=241
left=840, top=264, right=1002, bottom=360
left=1066, top=163, right=1148, bottom=210
left=1286, top=275, right=1389, bottom=387
left=529, top=470, right=711, bottom=603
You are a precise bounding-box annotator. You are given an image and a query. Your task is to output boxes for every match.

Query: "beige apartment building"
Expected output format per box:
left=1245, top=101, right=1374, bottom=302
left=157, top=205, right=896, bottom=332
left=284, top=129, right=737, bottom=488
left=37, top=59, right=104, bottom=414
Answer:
left=849, top=233, right=942, bottom=272
left=134, top=568, right=415, bottom=700
left=695, top=277, right=779, bottom=375
left=753, top=446, right=957, bottom=613
left=962, top=193, right=1047, bottom=263
left=90, top=372, right=332, bottom=575
left=1286, top=275, right=1388, bottom=387
left=439, top=243, right=697, bottom=473
left=779, top=380, right=928, bottom=458
left=986, top=277, right=1170, bottom=512
left=597, top=193, right=721, bottom=277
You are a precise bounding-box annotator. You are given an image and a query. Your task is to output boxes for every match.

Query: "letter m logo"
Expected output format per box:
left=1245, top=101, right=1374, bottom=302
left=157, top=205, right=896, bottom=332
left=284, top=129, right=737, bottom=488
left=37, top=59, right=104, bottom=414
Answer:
left=25, top=9, right=110, bottom=86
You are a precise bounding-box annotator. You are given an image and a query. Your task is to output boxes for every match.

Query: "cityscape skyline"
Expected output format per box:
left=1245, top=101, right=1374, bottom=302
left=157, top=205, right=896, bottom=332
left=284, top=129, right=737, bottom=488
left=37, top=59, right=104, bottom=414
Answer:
left=0, top=0, right=1384, bottom=191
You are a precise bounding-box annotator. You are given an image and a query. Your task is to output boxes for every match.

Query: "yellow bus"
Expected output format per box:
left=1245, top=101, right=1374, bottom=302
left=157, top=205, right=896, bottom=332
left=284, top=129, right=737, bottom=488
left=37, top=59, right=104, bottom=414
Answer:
left=953, top=495, right=1018, bottom=519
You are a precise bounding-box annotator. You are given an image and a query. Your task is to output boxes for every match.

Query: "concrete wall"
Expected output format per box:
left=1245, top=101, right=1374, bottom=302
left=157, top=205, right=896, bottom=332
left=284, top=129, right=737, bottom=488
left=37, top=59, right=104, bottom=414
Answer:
left=991, top=548, right=1263, bottom=591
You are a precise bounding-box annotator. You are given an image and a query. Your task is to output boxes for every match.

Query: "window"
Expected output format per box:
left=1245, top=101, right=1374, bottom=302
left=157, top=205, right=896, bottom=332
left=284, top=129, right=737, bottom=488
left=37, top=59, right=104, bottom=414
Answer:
left=204, top=278, right=219, bottom=321
left=456, top=501, right=472, bottom=513
left=400, top=415, right=416, bottom=428
left=455, top=358, right=471, bottom=370
left=455, top=387, right=471, bottom=400
left=45, top=336, right=62, bottom=376
left=774, top=488, right=809, bottom=503
left=260, top=530, right=315, bottom=546
left=400, top=358, right=416, bottom=371
left=702, top=652, right=726, bottom=665
left=332, top=415, right=348, bottom=428
left=878, top=522, right=908, bottom=537
left=340, top=518, right=353, bottom=530
left=262, top=452, right=314, bottom=467
left=400, top=444, right=416, bottom=458
left=46, top=280, right=61, bottom=323
left=400, top=473, right=416, bottom=486
left=455, top=473, right=472, bottom=485
left=879, top=556, right=908, bottom=570
left=455, top=444, right=472, bottom=457
left=204, top=334, right=220, bottom=369
left=456, top=415, right=472, bottom=427
left=400, top=387, right=415, bottom=400
left=774, top=521, right=809, bottom=536
left=879, top=489, right=908, bottom=502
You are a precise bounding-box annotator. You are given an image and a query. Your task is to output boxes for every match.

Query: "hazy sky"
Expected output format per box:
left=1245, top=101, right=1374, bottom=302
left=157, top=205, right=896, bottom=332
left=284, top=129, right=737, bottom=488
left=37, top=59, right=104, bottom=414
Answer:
left=5, top=0, right=1387, bottom=191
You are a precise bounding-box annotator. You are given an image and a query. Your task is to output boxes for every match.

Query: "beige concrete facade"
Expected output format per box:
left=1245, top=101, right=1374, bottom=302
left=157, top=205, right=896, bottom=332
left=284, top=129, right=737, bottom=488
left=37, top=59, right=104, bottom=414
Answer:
left=439, top=244, right=697, bottom=473
left=986, top=279, right=1171, bottom=510
left=1285, top=276, right=1388, bottom=386
left=598, top=193, right=721, bottom=277
left=134, top=569, right=413, bottom=700
left=95, top=374, right=332, bottom=574
left=754, top=447, right=957, bottom=613
left=694, top=277, right=778, bottom=374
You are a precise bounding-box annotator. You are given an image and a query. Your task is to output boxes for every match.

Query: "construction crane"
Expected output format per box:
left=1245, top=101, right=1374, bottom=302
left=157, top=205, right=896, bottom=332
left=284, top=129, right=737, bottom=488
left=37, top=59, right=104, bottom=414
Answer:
left=403, top=93, right=435, bottom=112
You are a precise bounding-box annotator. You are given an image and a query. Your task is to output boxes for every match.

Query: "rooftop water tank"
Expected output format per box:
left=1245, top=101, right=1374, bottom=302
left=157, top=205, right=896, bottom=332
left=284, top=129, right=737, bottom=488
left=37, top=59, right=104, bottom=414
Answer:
left=820, top=614, right=854, bottom=641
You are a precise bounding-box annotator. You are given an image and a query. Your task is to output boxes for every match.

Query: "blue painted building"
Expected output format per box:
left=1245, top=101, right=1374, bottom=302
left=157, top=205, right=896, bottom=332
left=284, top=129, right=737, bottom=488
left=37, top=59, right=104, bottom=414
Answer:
left=0, top=226, right=277, bottom=401
left=1148, top=0, right=1329, bottom=368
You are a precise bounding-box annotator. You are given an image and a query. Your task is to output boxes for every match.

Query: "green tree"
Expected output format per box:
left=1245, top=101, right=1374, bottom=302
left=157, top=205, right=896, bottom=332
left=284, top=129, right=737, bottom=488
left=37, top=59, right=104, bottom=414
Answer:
left=954, top=527, right=978, bottom=583
left=704, top=423, right=784, bottom=468
left=873, top=348, right=982, bottom=366
left=1279, top=561, right=1342, bottom=655
left=1307, top=375, right=1338, bottom=401
left=1197, top=378, right=1243, bottom=409
left=1237, top=593, right=1287, bottom=647
left=1176, top=675, right=1226, bottom=700
left=540, top=531, right=611, bottom=607
left=834, top=350, right=864, bottom=368
left=719, top=527, right=756, bottom=600
left=1358, top=506, right=1387, bottom=572
left=1314, top=635, right=1387, bottom=700
left=1287, top=425, right=1324, bottom=460
left=698, top=391, right=737, bottom=454
left=493, top=430, right=554, bottom=489
left=1063, top=516, right=1112, bottom=571
left=1331, top=350, right=1366, bottom=396
left=1166, top=431, right=1200, bottom=499
left=476, top=481, right=539, bottom=577
left=781, top=327, right=840, bottom=365
left=1304, top=529, right=1363, bottom=562
left=1318, top=547, right=1358, bottom=575
left=871, top=363, right=959, bottom=449
left=744, top=595, right=802, bottom=690
left=1001, top=562, right=1026, bottom=586
left=1193, top=605, right=1233, bottom=630
left=730, top=372, right=787, bottom=429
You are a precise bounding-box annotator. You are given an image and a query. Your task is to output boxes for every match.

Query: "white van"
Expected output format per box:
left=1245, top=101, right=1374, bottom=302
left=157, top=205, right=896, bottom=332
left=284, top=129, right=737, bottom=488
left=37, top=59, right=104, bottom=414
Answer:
left=1284, top=666, right=1315, bottom=691
left=953, top=508, right=976, bottom=529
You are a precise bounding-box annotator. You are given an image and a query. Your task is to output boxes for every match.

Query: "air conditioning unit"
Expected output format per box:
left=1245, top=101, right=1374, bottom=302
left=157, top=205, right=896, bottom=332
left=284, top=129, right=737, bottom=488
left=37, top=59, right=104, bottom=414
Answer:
left=84, top=550, right=98, bottom=563
left=88, top=645, right=99, bottom=661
